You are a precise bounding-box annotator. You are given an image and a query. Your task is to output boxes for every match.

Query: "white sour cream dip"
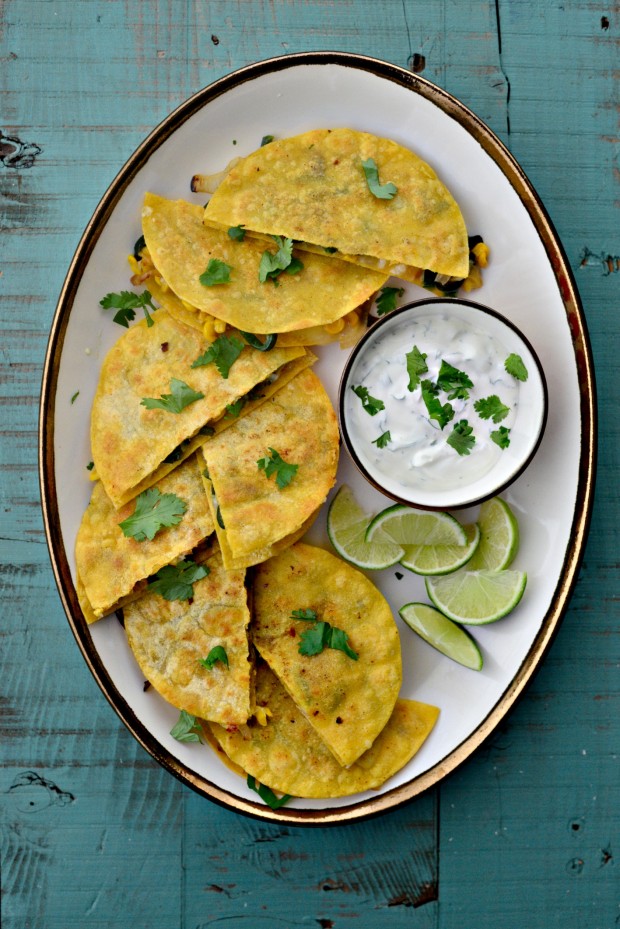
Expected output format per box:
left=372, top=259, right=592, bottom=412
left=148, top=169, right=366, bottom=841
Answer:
left=342, top=307, right=530, bottom=503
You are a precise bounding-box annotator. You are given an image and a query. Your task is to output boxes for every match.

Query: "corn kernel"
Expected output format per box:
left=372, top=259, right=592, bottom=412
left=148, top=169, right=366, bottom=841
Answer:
left=462, top=265, right=483, bottom=292
left=324, top=317, right=346, bottom=334
left=472, top=242, right=490, bottom=268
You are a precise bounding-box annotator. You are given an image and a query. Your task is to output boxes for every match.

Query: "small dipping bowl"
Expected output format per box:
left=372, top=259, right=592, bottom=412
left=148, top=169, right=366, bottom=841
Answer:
left=339, top=298, right=548, bottom=510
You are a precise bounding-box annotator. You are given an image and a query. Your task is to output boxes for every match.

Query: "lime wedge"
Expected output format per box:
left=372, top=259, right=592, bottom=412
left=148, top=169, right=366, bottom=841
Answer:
left=400, top=522, right=481, bottom=576
left=426, top=569, right=527, bottom=625
left=327, top=485, right=404, bottom=569
left=366, top=504, right=468, bottom=547
left=399, top=602, right=483, bottom=670
left=467, top=497, right=520, bottom=571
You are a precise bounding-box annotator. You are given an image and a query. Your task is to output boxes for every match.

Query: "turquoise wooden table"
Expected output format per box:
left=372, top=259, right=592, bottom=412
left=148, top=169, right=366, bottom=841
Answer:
left=2, top=2, right=618, bottom=926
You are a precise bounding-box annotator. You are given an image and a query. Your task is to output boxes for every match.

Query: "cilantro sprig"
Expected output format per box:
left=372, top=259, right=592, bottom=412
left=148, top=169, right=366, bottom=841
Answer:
left=227, top=225, right=246, bottom=241
left=436, top=360, right=474, bottom=400
left=361, top=158, right=397, bottom=200
left=375, top=285, right=405, bottom=317
left=191, top=332, right=245, bottom=379
left=372, top=430, right=391, bottom=449
left=292, top=609, right=359, bottom=661
left=170, top=710, right=203, bottom=744
left=257, top=448, right=299, bottom=489
left=118, top=488, right=187, bottom=542
left=420, top=379, right=455, bottom=430
left=447, top=419, right=476, bottom=456
left=491, top=425, right=511, bottom=448
left=141, top=378, right=205, bottom=413
left=258, top=236, right=303, bottom=285
left=100, top=289, right=156, bottom=328
left=406, top=345, right=428, bottom=391
left=505, top=353, right=529, bottom=381
left=351, top=384, right=385, bottom=416
left=474, top=395, right=511, bottom=423
left=199, top=258, right=232, bottom=286
left=147, top=559, right=210, bottom=601
left=199, top=645, right=229, bottom=671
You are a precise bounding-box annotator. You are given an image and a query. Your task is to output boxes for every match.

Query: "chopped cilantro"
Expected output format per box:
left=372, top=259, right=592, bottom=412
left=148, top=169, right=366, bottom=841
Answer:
left=298, top=620, right=358, bottom=661
left=260, top=134, right=275, bottom=146
left=141, top=378, right=205, bottom=413
left=447, top=419, right=476, bottom=456
left=86, top=461, right=94, bottom=471
left=100, top=289, right=156, bottom=328
left=258, top=236, right=303, bottom=285
left=372, top=430, right=391, bottom=448
left=351, top=384, right=385, bottom=416
left=257, top=447, right=299, bottom=489
left=191, top=332, right=245, bottom=379
left=406, top=345, right=428, bottom=391
left=71, top=391, right=79, bottom=404
left=170, top=710, right=203, bottom=744
left=199, top=645, right=229, bottom=671
left=361, top=157, right=397, bottom=200
left=199, top=258, right=232, bottom=286
left=225, top=397, right=246, bottom=418
left=247, top=775, right=291, bottom=809
left=421, top=379, right=454, bottom=430
left=474, top=395, right=510, bottom=423
left=375, top=285, right=405, bottom=316
left=227, top=224, right=246, bottom=241
left=491, top=425, right=511, bottom=449
left=147, top=559, right=209, bottom=601
left=118, top=487, right=188, bottom=541
left=436, top=360, right=474, bottom=400
left=291, top=608, right=317, bottom=622
left=505, top=353, right=529, bottom=381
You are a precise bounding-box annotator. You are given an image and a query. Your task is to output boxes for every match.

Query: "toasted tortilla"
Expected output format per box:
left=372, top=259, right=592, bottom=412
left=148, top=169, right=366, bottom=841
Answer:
left=207, top=662, right=439, bottom=798
left=200, top=368, right=339, bottom=568
left=90, top=307, right=311, bottom=507
left=203, top=128, right=470, bottom=280
left=123, top=551, right=252, bottom=726
left=75, top=453, right=214, bottom=622
left=252, top=542, right=402, bottom=767
left=142, top=192, right=387, bottom=333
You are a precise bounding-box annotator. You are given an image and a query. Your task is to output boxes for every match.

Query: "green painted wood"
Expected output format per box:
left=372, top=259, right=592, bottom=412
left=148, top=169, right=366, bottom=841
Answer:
left=1, top=1, right=617, bottom=927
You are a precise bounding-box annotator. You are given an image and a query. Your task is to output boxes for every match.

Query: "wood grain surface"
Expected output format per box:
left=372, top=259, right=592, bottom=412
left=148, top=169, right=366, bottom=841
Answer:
left=1, top=2, right=618, bottom=927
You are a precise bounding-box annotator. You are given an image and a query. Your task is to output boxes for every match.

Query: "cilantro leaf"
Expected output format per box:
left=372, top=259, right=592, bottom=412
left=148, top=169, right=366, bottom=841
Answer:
left=375, top=285, right=405, bottom=316
left=298, top=621, right=359, bottom=661
left=225, top=397, right=246, bottom=418
left=191, top=333, right=245, bottom=379
left=199, top=258, right=232, bottom=286
left=372, top=430, right=391, bottom=448
left=247, top=775, right=291, bottom=809
left=361, top=157, right=397, bottom=200
left=227, top=224, right=246, bottom=241
left=505, top=353, right=529, bottom=381
left=436, top=360, right=474, bottom=400
left=260, top=134, right=275, bottom=146
left=351, top=384, right=385, bottom=416
left=100, top=289, right=157, bottom=328
left=199, top=645, right=229, bottom=671
left=474, top=394, right=511, bottom=423
left=257, top=447, right=299, bottom=489
left=421, top=379, right=454, bottom=430
left=491, top=425, right=511, bottom=449
left=447, top=419, right=476, bottom=456
left=118, top=487, right=187, bottom=542
left=141, top=378, right=205, bottom=413
left=170, top=710, right=203, bottom=744
left=258, top=236, right=303, bottom=285
left=291, top=608, right=318, bottom=622
left=406, top=345, right=428, bottom=391
left=147, top=559, right=210, bottom=601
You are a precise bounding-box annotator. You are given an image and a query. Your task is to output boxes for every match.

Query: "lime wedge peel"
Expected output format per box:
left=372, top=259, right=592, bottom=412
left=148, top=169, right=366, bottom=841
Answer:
left=327, top=485, right=403, bottom=569
left=426, top=569, right=527, bottom=626
left=467, top=497, right=520, bottom=571
left=400, top=522, right=481, bottom=576
left=399, top=602, right=483, bottom=670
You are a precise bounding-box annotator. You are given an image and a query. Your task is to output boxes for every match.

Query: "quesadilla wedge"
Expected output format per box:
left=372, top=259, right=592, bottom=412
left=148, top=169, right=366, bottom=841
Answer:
left=252, top=542, right=402, bottom=767
left=200, top=368, right=339, bottom=569
left=90, top=307, right=312, bottom=508
left=206, top=661, right=439, bottom=798
left=203, top=128, right=470, bottom=281
left=141, top=192, right=387, bottom=334
left=75, top=453, right=214, bottom=622
left=123, top=551, right=252, bottom=726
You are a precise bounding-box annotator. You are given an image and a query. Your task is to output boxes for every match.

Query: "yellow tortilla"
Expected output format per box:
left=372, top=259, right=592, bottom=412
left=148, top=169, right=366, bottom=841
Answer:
left=90, top=307, right=311, bottom=508
left=204, top=128, right=470, bottom=279
left=200, top=368, right=339, bottom=568
left=75, top=454, right=214, bottom=622
left=252, top=542, right=402, bottom=767
left=207, top=662, right=439, bottom=798
left=142, top=192, right=387, bottom=333
left=123, top=552, right=252, bottom=726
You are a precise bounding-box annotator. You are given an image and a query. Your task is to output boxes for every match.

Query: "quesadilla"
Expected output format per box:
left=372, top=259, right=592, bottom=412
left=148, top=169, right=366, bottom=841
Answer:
left=206, top=661, right=439, bottom=798
left=123, top=551, right=252, bottom=726
left=90, top=307, right=312, bottom=508
left=252, top=542, right=402, bottom=767
left=203, top=127, right=470, bottom=281
left=75, top=453, right=214, bottom=622
left=200, top=368, right=339, bottom=569
left=141, top=192, right=388, bottom=334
